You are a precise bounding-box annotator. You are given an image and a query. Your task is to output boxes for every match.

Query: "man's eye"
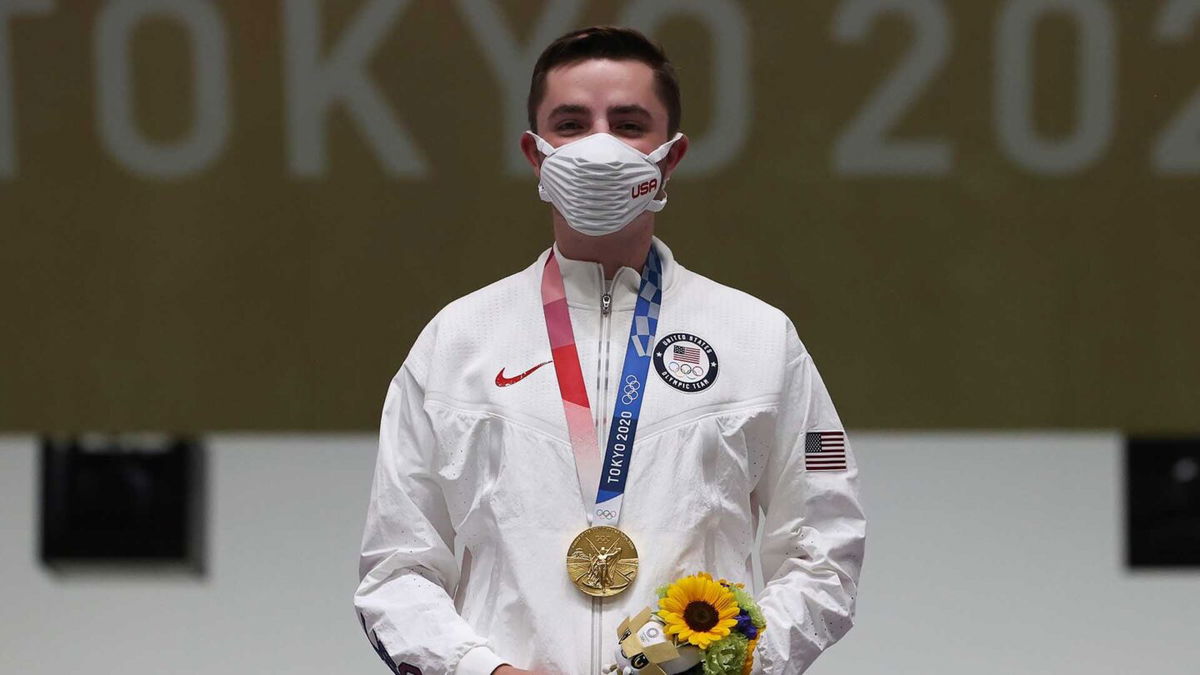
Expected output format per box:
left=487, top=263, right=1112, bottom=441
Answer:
left=616, top=123, right=645, bottom=134
left=556, top=121, right=583, bottom=132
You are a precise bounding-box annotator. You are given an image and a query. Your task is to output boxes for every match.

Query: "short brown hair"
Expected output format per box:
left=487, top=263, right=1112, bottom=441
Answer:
left=527, top=26, right=681, bottom=136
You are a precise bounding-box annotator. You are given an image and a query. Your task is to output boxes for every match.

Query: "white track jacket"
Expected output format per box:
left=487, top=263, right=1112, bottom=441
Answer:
left=355, top=236, right=866, bottom=675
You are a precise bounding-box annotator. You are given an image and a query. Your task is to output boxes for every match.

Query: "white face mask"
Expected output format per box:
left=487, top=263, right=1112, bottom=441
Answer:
left=527, top=131, right=683, bottom=237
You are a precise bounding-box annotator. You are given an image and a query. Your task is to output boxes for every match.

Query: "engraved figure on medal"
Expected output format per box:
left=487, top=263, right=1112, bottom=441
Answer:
left=566, top=526, right=639, bottom=597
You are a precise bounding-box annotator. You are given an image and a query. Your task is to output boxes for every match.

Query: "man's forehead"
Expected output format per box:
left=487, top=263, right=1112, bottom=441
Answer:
left=540, top=59, right=665, bottom=114
left=546, top=57, right=655, bottom=82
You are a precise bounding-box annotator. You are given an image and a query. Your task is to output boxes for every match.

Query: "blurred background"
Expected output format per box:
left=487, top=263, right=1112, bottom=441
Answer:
left=1, top=0, right=1198, bottom=673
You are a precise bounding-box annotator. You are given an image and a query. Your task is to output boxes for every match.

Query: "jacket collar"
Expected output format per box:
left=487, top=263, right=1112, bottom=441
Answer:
left=536, top=235, right=678, bottom=311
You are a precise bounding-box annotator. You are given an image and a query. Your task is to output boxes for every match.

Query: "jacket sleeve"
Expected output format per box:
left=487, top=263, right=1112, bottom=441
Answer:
left=354, top=331, right=508, bottom=675
left=749, top=319, right=867, bottom=674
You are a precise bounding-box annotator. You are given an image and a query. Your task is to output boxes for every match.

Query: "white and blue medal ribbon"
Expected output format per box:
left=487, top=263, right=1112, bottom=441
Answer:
left=592, top=246, right=663, bottom=526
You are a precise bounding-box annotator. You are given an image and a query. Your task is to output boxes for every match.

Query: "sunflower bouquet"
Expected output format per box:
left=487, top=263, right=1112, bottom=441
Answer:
left=606, top=572, right=766, bottom=675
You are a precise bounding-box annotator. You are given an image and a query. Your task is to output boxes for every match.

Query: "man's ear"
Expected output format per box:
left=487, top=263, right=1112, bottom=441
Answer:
left=659, top=133, right=689, bottom=182
left=519, top=132, right=544, bottom=179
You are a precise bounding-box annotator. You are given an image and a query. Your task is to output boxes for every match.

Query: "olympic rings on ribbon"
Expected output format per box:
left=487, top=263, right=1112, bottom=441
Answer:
left=621, top=376, right=641, bottom=405
left=595, top=509, right=618, bottom=520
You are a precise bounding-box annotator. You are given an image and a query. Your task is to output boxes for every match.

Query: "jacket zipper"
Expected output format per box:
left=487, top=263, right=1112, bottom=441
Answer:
left=593, top=271, right=615, bottom=675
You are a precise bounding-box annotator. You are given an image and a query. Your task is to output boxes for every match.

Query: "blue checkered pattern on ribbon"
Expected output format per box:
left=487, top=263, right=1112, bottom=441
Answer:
left=629, top=247, right=662, bottom=358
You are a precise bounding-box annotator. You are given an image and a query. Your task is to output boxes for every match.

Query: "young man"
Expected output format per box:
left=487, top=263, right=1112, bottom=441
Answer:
left=355, top=27, right=865, bottom=675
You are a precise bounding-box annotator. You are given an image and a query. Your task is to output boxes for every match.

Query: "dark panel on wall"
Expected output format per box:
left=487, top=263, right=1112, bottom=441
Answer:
left=40, top=435, right=205, bottom=570
left=1127, top=437, right=1200, bottom=568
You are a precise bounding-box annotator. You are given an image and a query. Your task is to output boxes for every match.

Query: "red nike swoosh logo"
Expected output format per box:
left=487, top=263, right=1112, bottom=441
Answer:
left=495, top=360, right=553, bottom=387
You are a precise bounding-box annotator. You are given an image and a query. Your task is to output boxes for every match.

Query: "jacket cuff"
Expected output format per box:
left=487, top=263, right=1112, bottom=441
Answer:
left=455, top=646, right=507, bottom=675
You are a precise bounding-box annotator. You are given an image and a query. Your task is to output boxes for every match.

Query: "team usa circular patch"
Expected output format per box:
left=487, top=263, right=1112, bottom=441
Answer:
left=653, top=333, right=718, bottom=393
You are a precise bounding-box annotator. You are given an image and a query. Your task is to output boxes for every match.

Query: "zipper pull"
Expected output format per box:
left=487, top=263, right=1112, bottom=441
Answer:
left=601, top=293, right=612, bottom=316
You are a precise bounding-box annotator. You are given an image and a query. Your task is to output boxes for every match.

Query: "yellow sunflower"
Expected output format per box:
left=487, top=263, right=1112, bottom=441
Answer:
left=657, top=572, right=740, bottom=649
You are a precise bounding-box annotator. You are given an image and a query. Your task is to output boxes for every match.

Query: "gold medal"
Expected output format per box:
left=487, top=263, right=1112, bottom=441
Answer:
left=566, top=525, right=639, bottom=597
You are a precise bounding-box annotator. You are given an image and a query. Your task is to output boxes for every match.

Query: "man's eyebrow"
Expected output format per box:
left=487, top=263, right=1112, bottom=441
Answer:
left=548, top=104, right=590, bottom=118
left=608, top=104, right=651, bottom=117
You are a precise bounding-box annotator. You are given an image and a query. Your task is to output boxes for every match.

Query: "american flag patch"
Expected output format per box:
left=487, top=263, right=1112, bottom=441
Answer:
left=805, top=431, right=847, bottom=471
left=672, top=344, right=702, bottom=364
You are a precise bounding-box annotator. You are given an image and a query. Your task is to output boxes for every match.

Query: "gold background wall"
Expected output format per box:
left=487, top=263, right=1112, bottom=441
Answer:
left=2, top=0, right=1196, bottom=431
